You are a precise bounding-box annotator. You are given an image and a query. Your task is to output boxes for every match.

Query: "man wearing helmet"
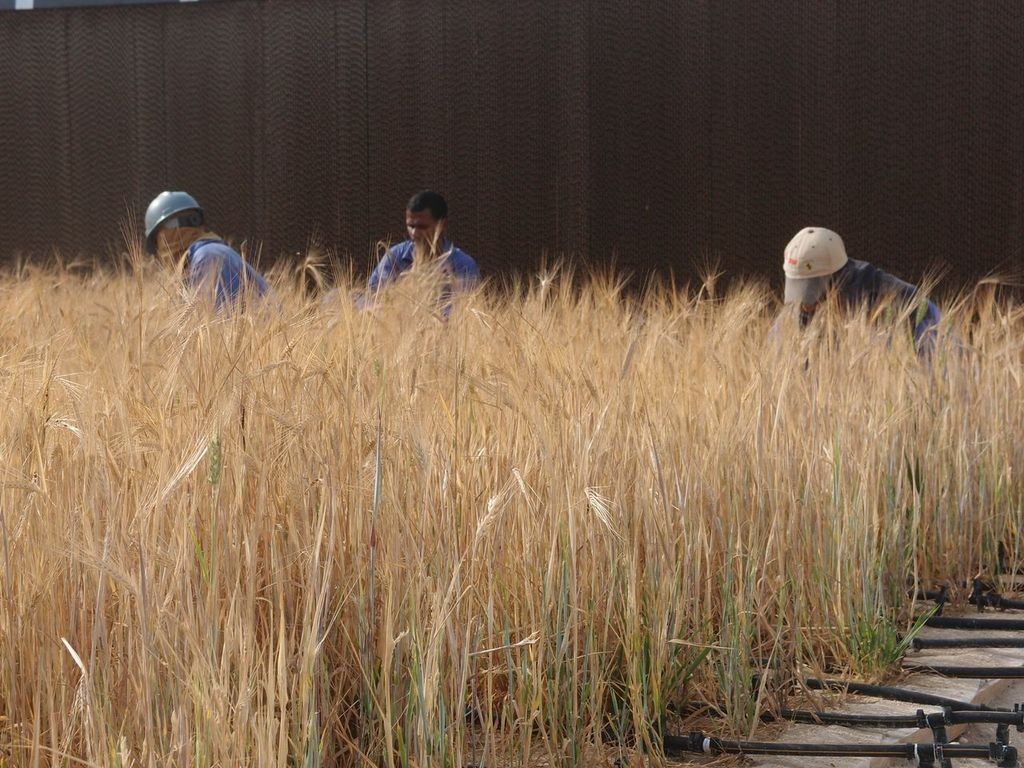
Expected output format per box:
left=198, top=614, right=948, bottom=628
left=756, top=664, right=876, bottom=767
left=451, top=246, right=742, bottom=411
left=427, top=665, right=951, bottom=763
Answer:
left=780, top=227, right=940, bottom=356
left=144, top=191, right=269, bottom=309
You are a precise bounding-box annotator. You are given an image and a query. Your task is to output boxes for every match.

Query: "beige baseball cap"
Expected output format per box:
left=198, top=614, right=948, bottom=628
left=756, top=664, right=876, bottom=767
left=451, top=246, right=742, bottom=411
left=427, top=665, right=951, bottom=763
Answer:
left=783, top=227, right=848, bottom=306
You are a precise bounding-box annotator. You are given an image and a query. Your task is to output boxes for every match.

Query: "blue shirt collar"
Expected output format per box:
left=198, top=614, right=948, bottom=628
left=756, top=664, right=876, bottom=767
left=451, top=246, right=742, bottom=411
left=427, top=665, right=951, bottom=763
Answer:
left=187, top=237, right=224, bottom=261
left=398, top=238, right=454, bottom=262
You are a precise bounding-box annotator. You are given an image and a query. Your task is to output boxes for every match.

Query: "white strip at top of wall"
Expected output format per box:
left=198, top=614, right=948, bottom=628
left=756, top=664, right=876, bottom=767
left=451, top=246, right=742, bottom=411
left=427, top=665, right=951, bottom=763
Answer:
left=3, top=0, right=203, bottom=9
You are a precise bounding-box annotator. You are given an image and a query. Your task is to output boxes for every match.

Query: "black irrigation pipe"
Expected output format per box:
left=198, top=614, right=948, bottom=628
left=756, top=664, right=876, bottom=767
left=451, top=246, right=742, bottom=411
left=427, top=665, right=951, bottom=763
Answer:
left=919, top=586, right=950, bottom=612
left=914, top=637, right=1024, bottom=651
left=926, top=616, right=1024, bottom=631
left=775, top=707, right=1024, bottom=732
left=966, top=577, right=1024, bottom=611
left=804, top=678, right=1005, bottom=712
left=903, top=664, right=1024, bottom=679
left=917, top=579, right=1024, bottom=613
left=691, top=703, right=1024, bottom=732
left=664, top=732, right=1019, bottom=768
left=971, top=593, right=1024, bottom=611
left=774, top=707, right=1023, bottom=747
left=694, top=702, right=1024, bottom=749
left=771, top=708, right=936, bottom=729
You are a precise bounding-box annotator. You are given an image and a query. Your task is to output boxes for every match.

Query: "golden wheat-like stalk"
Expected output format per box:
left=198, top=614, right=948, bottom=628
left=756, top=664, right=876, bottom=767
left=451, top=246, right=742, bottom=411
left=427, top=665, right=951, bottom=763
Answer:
left=0, top=259, right=1018, bottom=766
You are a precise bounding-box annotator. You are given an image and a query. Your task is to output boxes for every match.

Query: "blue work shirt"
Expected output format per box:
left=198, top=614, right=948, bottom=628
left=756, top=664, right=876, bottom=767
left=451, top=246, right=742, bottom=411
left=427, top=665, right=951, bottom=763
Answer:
left=773, top=258, right=941, bottom=358
left=187, top=238, right=269, bottom=309
left=828, top=259, right=940, bottom=356
left=367, top=239, right=480, bottom=294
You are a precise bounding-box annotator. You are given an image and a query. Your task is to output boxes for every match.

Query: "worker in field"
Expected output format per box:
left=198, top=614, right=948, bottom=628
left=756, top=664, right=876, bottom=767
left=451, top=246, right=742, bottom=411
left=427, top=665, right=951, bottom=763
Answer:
left=363, top=190, right=480, bottom=308
left=144, top=190, right=269, bottom=309
left=780, top=226, right=940, bottom=356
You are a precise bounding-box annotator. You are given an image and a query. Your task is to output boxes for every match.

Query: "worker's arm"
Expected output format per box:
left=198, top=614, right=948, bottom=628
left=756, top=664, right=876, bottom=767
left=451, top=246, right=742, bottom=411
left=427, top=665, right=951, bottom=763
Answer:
left=911, top=297, right=941, bottom=357
left=451, top=250, right=480, bottom=292
left=357, top=247, right=405, bottom=310
left=367, top=250, right=400, bottom=294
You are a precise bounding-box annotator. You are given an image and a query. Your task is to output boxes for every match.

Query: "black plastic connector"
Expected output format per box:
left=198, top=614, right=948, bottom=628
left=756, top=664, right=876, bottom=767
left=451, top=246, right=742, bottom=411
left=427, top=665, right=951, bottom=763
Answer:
left=918, top=584, right=949, bottom=614
left=991, top=742, right=1018, bottom=768
left=970, top=578, right=1024, bottom=612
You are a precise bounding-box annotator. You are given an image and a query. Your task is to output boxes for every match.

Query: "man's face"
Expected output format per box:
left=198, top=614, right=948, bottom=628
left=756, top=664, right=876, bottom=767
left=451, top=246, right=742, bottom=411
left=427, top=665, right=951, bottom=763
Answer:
left=155, top=221, right=201, bottom=263
left=406, top=209, right=444, bottom=245
left=155, top=227, right=185, bottom=261
left=784, top=275, right=830, bottom=319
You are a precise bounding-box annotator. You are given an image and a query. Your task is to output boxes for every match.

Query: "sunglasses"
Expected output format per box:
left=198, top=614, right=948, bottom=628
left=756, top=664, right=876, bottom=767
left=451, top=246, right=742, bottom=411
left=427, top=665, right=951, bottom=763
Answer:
left=162, top=211, right=204, bottom=230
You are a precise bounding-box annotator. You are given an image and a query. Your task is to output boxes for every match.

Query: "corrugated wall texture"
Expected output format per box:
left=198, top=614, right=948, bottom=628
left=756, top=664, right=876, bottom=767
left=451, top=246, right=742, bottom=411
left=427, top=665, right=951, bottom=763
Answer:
left=1, top=0, right=1022, bottom=286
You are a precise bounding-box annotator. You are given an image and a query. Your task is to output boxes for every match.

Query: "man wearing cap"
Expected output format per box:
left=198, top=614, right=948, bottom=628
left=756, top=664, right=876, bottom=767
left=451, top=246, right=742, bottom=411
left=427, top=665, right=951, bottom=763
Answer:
left=144, top=191, right=269, bottom=309
left=781, top=227, right=940, bottom=355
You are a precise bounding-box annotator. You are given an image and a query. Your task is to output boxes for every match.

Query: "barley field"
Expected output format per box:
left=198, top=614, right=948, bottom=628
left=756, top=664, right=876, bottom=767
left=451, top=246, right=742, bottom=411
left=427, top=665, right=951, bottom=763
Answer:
left=0, top=255, right=1020, bottom=767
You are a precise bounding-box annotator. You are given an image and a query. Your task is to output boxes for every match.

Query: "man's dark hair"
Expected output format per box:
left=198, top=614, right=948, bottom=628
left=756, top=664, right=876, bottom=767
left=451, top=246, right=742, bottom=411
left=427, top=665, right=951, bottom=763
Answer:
left=407, top=190, right=448, bottom=220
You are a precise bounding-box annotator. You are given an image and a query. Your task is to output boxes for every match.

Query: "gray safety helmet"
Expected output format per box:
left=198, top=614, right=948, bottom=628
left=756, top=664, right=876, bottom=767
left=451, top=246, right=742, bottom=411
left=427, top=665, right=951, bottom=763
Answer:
left=144, top=191, right=204, bottom=254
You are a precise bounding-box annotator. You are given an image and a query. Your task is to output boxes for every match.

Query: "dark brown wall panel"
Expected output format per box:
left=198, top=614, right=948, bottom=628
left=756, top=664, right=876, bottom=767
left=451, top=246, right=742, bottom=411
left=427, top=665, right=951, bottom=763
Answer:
left=159, top=2, right=260, bottom=254
left=331, top=0, right=369, bottom=264
left=0, top=0, right=1021, bottom=288
left=364, top=0, right=447, bottom=269
left=65, top=8, right=138, bottom=253
left=967, top=1, right=1024, bottom=279
left=588, top=0, right=714, bottom=277
left=461, top=1, right=565, bottom=273
left=0, top=12, right=72, bottom=254
left=438, top=0, right=484, bottom=264
left=259, top=0, right=344, bottom=258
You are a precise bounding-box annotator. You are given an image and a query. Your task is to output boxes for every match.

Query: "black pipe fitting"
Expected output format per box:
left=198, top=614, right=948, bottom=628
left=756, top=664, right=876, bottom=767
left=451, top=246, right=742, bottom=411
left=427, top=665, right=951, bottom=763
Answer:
left=969, top=579, right=1024, bottom=612
left=918, top=585, right=949, bottom=613
left=991, top=742, right=1018, bottom=768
